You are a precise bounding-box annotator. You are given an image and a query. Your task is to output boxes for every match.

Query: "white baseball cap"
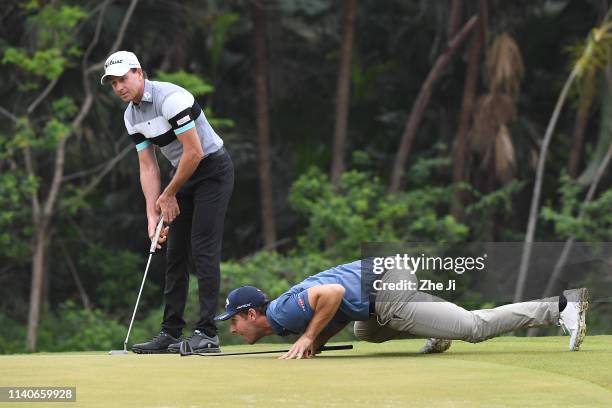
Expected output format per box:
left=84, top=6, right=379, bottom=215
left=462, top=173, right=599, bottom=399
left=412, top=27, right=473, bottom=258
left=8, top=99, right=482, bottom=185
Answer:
left=100, top=51, right=141, bottom=85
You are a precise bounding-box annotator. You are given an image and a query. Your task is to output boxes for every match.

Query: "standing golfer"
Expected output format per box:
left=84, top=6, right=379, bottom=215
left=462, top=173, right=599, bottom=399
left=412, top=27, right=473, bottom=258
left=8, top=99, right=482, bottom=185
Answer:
left=102, top=51, right=234, bottom=353
left=215, top=260, right=588, bottom=359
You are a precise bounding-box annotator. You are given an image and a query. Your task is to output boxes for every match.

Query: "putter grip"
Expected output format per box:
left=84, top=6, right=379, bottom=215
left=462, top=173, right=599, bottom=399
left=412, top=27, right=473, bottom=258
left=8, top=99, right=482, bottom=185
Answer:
left=149, top=216, right=165, bottom=253
left=320, top=345, right=353, bottom=352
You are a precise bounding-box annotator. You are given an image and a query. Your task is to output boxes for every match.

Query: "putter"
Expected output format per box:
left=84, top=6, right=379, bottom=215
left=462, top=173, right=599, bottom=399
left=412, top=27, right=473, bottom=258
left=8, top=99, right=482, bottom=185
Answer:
left=109, top=216, right=165, bottom=355
left=179, top=341, right=353, bottom=357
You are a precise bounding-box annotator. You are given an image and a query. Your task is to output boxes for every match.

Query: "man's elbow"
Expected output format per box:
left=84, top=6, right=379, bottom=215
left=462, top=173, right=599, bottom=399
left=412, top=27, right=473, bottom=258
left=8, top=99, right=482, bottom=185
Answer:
left=184, top=147, right=204, bottom=163
left=330, top=284, right=346, bottom=298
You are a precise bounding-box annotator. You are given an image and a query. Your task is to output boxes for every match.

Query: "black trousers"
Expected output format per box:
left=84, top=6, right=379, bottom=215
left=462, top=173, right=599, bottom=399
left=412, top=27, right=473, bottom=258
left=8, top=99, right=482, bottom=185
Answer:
left=162, top=149, right=234, bottom=336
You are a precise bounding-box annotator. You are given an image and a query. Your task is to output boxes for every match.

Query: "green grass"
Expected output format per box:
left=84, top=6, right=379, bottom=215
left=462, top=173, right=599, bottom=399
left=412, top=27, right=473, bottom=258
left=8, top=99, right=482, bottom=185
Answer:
left=0, top=336, right=611, bottom=407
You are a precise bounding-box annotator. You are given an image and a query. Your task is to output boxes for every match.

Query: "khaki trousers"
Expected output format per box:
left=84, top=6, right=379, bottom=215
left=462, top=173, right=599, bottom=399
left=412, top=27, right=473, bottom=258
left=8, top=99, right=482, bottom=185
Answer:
left=354, top=269, right=559, bottom=343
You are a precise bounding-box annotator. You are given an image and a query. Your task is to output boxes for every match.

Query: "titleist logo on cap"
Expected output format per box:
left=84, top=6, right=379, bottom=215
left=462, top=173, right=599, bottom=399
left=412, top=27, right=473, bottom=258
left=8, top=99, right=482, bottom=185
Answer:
left=105, top=59, right=123, bottom=68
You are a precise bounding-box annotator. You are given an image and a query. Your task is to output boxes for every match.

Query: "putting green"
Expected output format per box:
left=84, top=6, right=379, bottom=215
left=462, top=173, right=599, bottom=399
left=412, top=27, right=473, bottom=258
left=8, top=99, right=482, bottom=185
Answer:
left=1, top=336, right=610, bottom=407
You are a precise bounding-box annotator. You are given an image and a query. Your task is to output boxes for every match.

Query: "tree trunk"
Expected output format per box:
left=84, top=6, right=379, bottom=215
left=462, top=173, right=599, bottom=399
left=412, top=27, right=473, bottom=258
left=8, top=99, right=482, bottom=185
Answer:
left=267, top=5, right=286, bottom=103
left=251, top=0, right=277, bottom=249
left=41, top=230, right=52, bottom=307
left=330, top=0, right=357, bottom=186
left=448, top=0, right=463, bottom=38
left=389, top=15, right=478, bottom=194
left=514, top=68, right=578, bottom=302
left=26, top=223, right=49, bottom=351
left=451, top=1, right=485, bottom=219
left=568, top=103, right=590, bottom=177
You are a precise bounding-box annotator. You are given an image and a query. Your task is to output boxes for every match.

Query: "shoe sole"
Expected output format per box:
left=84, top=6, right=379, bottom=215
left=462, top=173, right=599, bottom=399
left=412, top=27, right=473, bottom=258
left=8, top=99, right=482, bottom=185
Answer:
left=131, top=348, right=172, bottom=354
left=572, top=288, right=589, bottom=351
left=167, top=346, right=221, bottom=354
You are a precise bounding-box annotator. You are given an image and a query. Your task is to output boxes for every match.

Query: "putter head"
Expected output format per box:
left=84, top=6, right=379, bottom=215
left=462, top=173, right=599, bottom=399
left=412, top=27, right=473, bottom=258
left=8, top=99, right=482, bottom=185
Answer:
left=108, top=350, right=129, bottom=355
left=179, top=340, right=194, bottom=357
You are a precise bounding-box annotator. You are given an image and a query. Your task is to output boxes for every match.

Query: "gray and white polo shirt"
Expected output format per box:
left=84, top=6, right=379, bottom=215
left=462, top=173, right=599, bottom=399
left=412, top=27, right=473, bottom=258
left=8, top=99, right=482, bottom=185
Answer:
left=123, top=79, right=223, bottom=167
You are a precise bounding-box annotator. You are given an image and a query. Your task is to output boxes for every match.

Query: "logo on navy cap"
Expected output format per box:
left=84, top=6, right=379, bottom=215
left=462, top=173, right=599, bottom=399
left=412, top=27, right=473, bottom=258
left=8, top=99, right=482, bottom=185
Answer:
left=214, top=285, right=268, bottom=321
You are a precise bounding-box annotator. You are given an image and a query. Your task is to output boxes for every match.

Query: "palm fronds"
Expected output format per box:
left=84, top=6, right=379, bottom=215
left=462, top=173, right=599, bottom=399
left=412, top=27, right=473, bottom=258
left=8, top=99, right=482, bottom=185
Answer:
left=487, top=33, right=524, bottom=95
left=469, top=32, right=523, bottom=182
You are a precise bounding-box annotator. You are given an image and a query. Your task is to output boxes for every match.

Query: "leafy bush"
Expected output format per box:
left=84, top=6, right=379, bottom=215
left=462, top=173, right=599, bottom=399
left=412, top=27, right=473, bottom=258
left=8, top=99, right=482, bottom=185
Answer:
left=0, top=313, right=26, bottom=354
left=220, top=251, right=333, bottom=298
left=79, top=245, right=159, bottom=313
left=541, top=173, right=612, bottom=240
left=36, top=301, right=126, bottom=352
left=289, top=166, right=469, bottom=260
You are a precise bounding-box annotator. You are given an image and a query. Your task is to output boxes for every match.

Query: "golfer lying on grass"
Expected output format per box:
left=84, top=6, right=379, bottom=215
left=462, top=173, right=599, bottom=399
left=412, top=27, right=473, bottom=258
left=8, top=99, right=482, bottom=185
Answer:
left=214, top=260, right=588, bottom=359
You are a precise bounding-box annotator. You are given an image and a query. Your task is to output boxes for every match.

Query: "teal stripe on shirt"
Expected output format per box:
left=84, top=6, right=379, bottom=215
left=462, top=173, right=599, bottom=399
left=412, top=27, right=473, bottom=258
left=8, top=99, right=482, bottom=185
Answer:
left=136, top=140, right=152, bottom=151
left=174, top=121, right=195, bottom=135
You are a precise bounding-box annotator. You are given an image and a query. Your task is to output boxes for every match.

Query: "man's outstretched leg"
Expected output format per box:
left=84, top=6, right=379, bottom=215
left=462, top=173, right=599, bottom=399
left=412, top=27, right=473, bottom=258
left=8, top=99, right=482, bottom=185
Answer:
left=375, top=269, right=589, bottom=351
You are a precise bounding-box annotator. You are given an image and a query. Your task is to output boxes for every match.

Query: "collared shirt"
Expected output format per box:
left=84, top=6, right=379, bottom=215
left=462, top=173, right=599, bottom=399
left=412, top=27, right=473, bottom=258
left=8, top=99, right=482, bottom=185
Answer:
left=266, top=260, right=371, bottom=336
left=123, top=80, right=223, bottom=167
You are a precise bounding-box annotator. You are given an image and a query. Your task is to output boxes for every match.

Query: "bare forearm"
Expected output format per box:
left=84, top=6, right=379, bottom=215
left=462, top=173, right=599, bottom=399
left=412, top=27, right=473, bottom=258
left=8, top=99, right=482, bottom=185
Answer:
left=140, top=168, right=161, bottom=218
left=163, top=151, right=202, bottom=196
left=313, top=323, right=348, bottom=351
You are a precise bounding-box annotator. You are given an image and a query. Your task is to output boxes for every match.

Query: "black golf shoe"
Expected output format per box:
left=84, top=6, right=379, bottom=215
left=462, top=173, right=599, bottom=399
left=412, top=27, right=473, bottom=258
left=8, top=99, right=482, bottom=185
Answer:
left=168, top=330, right=220, bottom=354
left=132, top=331, right=182, bottom=354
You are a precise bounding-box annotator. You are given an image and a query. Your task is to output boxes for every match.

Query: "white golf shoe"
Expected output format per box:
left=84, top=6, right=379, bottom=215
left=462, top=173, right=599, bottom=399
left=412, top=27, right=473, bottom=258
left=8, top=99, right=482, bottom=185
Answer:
left=419, top=338, right=452, bottom=354
left=558, top=288, right=589, bottom=351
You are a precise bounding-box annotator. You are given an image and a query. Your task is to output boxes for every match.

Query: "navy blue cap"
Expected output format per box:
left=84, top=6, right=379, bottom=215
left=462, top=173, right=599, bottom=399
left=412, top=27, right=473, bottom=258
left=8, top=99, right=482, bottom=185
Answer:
left=214, top=285, right=268, bottom=321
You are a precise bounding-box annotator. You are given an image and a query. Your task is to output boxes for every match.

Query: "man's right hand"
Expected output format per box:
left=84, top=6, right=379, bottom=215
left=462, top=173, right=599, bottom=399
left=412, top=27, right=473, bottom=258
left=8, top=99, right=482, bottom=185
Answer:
left=148, top=216, right=169, bottom=250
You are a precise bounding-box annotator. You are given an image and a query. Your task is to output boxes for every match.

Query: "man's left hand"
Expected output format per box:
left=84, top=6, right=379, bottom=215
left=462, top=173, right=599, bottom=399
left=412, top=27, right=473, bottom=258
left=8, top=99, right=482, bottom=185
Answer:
left=279, top=335, right=315, bottom=360
left=156, top=193, right=180, bottom=223
left=155, top=226, right=170, bottom=249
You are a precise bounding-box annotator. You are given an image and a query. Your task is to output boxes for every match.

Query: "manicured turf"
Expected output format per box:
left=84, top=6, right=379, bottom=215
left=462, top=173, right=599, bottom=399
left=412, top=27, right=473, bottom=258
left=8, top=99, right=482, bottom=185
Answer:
left=1, top=336, right=611, bottom=407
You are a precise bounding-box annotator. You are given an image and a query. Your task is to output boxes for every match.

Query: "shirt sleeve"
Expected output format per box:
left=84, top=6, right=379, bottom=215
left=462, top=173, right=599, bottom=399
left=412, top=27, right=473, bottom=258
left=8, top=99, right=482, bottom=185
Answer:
left=271, top=290, right=314, bottom=335
left=161, top=91, right=198, bottom=136
left=124, top=112, right=151, bottom=152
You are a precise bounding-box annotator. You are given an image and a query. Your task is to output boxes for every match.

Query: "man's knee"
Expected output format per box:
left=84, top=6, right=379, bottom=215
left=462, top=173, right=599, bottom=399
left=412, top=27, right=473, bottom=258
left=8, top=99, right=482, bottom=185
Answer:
left=353, top=321, right=397, bottom=343
left=353, top=321, right=370, bottom=341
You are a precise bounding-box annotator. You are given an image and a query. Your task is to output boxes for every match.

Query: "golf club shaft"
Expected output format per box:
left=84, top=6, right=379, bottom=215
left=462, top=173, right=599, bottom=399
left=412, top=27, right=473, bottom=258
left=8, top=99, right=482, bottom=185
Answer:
left=123, top=252, right=154, bottom=350
left=190, top=344, right=353, bottom=357
left=123, top=217, right=165, bottom=351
